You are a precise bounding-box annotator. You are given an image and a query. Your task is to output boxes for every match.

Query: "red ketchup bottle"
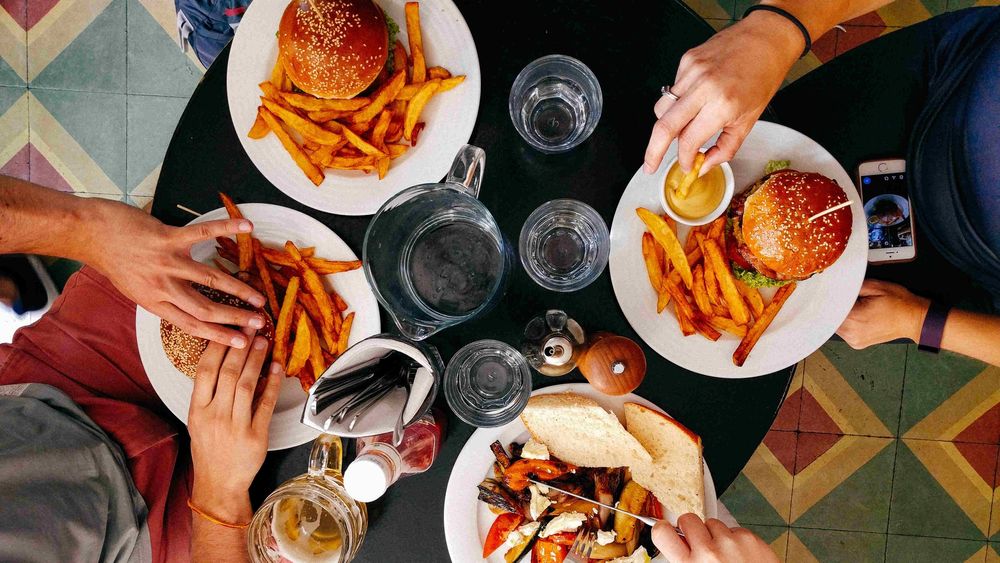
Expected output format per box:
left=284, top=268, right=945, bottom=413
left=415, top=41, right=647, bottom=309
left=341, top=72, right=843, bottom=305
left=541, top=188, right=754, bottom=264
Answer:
left=343, top=409, right=446, bottom=502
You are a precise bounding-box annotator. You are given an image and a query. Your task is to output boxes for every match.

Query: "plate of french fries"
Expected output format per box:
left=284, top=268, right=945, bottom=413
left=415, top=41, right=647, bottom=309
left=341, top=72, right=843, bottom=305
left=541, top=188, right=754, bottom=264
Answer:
left=135, top=200, right=381, bottom=450
left=609, top=121, right=868, bottom=378
left=228, top=0, right=480, bottom=216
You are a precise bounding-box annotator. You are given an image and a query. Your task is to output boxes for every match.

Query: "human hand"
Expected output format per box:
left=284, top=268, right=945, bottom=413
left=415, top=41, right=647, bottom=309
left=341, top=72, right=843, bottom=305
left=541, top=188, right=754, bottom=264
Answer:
left=643, top=11, right=804, bottom=175
left=653, top=514, right=778, bottom=563
left=837, top=279, right=929, bottom=349
left=85, top=200, right=265, bottom=347
left=188, top=334, right=284, bottom=522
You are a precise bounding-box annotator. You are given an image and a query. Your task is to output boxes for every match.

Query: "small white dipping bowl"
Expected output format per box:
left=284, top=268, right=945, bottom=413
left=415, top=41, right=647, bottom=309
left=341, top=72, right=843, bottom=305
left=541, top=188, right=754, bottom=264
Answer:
left=658, top=156, right=735, bottom=226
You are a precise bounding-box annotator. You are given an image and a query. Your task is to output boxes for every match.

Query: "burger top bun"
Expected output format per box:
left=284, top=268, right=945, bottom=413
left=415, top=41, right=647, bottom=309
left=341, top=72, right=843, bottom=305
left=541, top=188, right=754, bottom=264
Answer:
left=741, top=170, right=851, bottom=281
left=278, top=0, right=389, bottom=99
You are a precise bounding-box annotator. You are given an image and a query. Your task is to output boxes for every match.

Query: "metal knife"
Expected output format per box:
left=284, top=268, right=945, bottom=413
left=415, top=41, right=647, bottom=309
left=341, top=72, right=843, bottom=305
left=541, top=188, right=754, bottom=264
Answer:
left=528, top=478, right=684, bottom=536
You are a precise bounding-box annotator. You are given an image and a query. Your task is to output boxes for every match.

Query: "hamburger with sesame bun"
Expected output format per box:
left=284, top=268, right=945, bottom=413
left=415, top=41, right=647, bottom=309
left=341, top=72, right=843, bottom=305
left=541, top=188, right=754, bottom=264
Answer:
left=726, top=169, right=852, bottom=288
left=160, top=284, right=275, bottom=379
left=277, top=0, right=394, bottom=99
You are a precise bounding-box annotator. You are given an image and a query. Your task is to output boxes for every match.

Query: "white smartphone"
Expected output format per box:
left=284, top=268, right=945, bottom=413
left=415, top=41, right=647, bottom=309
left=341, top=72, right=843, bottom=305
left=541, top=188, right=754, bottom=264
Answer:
left=858, top=159, right=917, bottom=264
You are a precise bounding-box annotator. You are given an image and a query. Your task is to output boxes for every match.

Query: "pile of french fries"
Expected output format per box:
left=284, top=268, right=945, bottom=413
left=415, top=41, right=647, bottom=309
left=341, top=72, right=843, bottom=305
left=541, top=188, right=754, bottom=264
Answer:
left=635, top=208, right=797, bottom=367
left=215, top=193, right=361, bottom=391
left=248, top=2, right=465, bottom=186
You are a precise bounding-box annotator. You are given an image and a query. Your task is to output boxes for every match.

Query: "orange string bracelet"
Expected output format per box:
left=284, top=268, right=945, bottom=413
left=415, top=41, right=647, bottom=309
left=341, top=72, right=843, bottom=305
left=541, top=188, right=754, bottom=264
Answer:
left=187, top=499, right=251, bottom=530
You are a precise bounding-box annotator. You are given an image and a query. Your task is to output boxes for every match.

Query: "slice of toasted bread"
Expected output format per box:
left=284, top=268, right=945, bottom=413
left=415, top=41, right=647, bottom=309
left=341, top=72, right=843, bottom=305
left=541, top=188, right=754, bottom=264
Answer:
left=624, top=402, right=705, bottom=518
left=519, top=393, right=652, bottom=468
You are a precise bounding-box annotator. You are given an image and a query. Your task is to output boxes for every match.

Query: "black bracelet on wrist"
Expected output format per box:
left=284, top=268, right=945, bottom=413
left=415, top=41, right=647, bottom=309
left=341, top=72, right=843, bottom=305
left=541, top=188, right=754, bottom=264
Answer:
left=743, top=4, right=813, bottom=59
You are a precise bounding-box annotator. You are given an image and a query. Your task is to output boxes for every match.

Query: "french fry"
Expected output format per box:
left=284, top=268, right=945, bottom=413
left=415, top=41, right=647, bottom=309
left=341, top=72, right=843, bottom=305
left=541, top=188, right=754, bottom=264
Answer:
left=248, top=112, right=269, bottom=139
left=710, top=316, right=748, bottom=338
left=398, top=76, right=467, bottom=100
left=305, top=314, right=325, bottom=378
left=734, top=282, right=797, bottom=366
left=307, top=109, right=352, bottom=122
left=349, top=70, right=405, bottom=124
left=280, top=92, right=369, bottom=112
left=641, top=233, right=664, bottom=293
left=683, top=225, right=703, bottom=253
left=428, top=66, right=451, bottom=79
left=258, top=108, right=324, bottom=186
left=371, top=109, right=392, bottom=147
left=702, top=238, right=750, bottom=325
left=274, top=276, right=300, bottom=367
left=436, top=75, right=465, bottom=94
left=270, top=59, right=285, bottom=86
left=405, top=2, right=425, bottom=82
left=252, top=239, right=280, bottom=316
left=286, top=241, right=337, bottom=339
left=337, top=312, right=355, bottom=355
left=675, top=152, right=706, bottom=199
left=404, top=79, right=440, bottom=140
left=328, top=156, right=376, bottom=172
left=387, top=143, right=409, bottom=158
left=258, top=81, right=284, bottom=101
left=636, top=208, right=692, bottom=289
left=393, top=40, right=408, bottom=80
left=325, top=121, right=386, bottom=157
left=410, top=122, right=426, bottom=146
left=332, top=291, right=348, bottom=313
left=287, top=313, right=311, bottom=376
left=706, top=214, right=727, bottom=242
left=701, top=245, right=724, bottom=308
left=692, top=265, right=713, bottom=317
left=260, top=98, right=343, bottom=146
left=735, top=278, right=765, bottom=318
left=664, top=278, right=722, bottom=341
left=663, top=279, right=696, bottom=336
left=218, top=192, right=252, bottom=272
left=260, top=251, right=362, bottom=275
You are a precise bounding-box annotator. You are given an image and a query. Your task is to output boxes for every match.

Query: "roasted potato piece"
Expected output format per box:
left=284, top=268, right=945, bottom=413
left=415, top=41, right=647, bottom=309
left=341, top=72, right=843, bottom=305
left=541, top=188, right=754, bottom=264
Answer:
left=613, top=480, right=649, bottom=546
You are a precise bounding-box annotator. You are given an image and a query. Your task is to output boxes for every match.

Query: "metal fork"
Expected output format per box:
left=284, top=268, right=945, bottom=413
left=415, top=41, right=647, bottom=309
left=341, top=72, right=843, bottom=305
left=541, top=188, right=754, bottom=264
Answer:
left=565, top=526, right=596, bottom=563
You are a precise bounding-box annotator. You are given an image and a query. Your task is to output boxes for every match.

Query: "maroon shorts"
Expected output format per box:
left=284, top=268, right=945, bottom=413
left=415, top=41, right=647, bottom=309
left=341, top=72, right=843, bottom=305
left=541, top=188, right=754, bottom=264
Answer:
left=0, top=266, right=192, bottom=563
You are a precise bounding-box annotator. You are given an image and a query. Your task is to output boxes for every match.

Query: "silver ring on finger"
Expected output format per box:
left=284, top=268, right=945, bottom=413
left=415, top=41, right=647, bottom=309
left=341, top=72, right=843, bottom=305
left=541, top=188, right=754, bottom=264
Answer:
left=660, top=85, right=680, bottom=101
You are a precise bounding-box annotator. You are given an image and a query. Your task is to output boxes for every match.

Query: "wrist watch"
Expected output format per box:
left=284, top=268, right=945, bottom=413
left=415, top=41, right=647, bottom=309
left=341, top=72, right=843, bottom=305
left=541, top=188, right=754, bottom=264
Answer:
left=917, top=301, right=951, bottom=353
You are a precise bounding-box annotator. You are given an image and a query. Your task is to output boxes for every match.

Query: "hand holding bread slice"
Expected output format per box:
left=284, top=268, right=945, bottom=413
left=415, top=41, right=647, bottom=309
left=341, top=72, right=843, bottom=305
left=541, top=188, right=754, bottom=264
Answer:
left=519, top=392, right=706, bottom=519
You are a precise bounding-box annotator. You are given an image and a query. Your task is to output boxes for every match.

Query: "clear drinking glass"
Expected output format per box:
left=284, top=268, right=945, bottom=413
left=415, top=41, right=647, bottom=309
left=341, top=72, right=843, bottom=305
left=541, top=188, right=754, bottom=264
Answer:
left=509, top=55, right=603, bottom=153
left=248, top=434, right=368, bottom=563
left=519, top=199, right=610, bottom=292
left=363, top=145, right=513, bottom=341
left=444, top=340, right=532, bottom=428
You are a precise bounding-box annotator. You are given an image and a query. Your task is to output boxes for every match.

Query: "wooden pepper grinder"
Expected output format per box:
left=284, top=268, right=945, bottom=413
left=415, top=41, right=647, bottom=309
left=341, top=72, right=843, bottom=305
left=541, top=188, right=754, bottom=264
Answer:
left=577, top=332, right=646, bottom=396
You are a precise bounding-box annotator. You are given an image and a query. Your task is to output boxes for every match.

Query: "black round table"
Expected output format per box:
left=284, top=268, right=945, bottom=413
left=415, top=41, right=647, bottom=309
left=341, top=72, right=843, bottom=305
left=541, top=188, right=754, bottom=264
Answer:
left=153, top=1, right=794, bottom=560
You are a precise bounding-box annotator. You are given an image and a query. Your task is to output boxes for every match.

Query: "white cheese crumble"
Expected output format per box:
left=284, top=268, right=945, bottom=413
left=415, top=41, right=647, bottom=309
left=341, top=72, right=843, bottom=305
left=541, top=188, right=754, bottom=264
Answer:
left=596, top=530, right=617, bottom=545
left=539, top=512, right=587, bottom=538
left=520, top=439, right=550, bottom=460
left=528, top=485, right=552, bottom=521
left=501, top=521, right=540, bottom=552
left=608, top=546, right=649, bottom=563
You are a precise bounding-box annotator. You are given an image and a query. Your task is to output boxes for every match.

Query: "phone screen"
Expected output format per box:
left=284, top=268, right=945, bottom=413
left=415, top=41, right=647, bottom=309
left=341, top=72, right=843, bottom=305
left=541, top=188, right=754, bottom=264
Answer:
left=862, top=172, right=913, bottom=250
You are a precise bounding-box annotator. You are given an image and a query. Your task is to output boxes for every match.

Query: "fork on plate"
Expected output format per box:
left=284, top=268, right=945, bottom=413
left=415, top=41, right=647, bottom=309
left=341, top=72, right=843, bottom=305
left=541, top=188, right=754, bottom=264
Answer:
left=565, top=526, right=596, bottom=563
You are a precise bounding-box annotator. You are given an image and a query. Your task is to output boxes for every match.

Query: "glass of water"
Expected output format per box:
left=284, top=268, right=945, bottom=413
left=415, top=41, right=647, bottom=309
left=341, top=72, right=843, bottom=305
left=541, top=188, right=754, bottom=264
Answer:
left=519, top=199, right=610, bottom=292
left=444, top=340, right=532, bottom=428
left=509, top=55, right=603, bottom=153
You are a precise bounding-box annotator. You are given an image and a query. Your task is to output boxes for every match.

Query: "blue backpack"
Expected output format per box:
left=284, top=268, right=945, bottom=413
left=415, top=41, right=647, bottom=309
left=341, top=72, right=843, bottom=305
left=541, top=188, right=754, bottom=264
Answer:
left=175, top=0, right=254, bottom=68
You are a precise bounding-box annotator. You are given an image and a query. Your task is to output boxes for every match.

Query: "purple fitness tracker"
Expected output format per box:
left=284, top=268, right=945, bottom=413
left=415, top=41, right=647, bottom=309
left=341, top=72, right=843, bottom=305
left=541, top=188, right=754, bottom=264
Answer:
left=917, top=301, right=951, bottom=353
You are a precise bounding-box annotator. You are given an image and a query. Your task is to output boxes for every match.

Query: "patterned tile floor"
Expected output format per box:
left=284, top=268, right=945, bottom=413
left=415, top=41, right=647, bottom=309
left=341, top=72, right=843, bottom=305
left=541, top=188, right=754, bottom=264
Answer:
left=0, top=1, right=997, bottom=561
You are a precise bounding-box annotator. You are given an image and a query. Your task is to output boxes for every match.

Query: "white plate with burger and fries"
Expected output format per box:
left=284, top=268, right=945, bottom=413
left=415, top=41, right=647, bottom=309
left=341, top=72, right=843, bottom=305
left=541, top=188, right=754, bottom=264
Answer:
left=136, top=201, right=380, bottom=450
left=228, top=0, right=481, bottom=216
left=610, top=120, right=867, bottom=379
left=443, top=383, right=717, bottom=563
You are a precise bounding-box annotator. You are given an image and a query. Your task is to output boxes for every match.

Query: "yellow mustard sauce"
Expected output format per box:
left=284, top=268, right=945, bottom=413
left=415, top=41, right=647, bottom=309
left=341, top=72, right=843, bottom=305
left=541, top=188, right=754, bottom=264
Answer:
left=664, top=162, right=725, bottom=219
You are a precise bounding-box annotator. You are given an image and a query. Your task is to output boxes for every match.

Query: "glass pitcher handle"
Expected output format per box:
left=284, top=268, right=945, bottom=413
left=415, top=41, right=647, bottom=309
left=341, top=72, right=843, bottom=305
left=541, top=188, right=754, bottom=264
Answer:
left=308, top=433, right=344, bottom=478
left=445, top=144, right=486, bottom=198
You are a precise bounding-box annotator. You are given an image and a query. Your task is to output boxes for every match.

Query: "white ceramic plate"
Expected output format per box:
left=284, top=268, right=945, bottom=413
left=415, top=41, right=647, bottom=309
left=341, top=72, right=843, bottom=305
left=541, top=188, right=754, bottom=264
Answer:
left=609, top=120, right=867, bottom=379
left=227, top=0, right=481, bottom=216
left=443, top=383, right=718, bottom=563
left=135, top=204, right=381, bottom=450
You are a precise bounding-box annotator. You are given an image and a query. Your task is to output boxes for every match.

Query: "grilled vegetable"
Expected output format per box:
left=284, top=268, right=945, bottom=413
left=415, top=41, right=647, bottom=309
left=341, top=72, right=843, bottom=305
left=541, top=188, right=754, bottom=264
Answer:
left=478, top=478, right=523, bottom=515
left=502, top=459, right=576, bottom=492
left=484, top=513, right=524, bottom=558
left=613, top=480, right=650, bottom=546
left=531, top=539, right=568, bottom=563
left=509, top=441, right=524, bottom=459
left=594, top=468, right=625, bottom=525
left=504, top=524, right=539, bottom=563
left=492, top=441, right=514, bottom=470
left=590, top=541, right=628, bottom=559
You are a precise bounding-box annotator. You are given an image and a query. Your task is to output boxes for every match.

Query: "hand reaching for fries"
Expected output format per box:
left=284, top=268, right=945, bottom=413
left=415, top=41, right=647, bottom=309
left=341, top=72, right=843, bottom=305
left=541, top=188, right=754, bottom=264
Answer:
left=87, top=200, right=267, bottom=348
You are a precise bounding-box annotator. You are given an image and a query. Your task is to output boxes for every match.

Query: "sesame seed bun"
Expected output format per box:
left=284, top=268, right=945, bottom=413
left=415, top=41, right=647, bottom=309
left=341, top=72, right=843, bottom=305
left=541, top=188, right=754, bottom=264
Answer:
left=160, top=285, right=275, bottom=379
left=741, top=170, right=851, bottom=281
left=278, top=0, right=389, bottom=99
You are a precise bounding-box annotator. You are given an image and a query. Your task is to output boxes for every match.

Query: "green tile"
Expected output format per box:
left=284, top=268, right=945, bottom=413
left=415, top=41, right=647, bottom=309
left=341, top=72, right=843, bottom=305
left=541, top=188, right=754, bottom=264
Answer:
left=790, top=528, right=887, bottom=562
left=126, top=95, right=186, bottom=191
left=126, top=0, right=203, bottom=97
left=889, top=441, right=989, bottom=540
left=733, top=0, right=755, bottom=18
left=0, top=85, right=25, bottom=115
left=821, top=340, right=906, bottom=435
left=989, top=543, right=999, bottom=562
left=793, top=436, right=895, bottom=532
left=744, top=524, right=788, bottom=561
left=885, top=535, right=986, bottom=563
left=720, top=472, right=790, bottom=526
left=31, top=88, right=126, bottom=190
left=29, top=0, right=125, bottom=93
left=0, top=55, right=24, bottom=88
left=949, top=0, right=1000, bottom=7
left=900, top=346, right=990, bottom=436
left=682, top=0, right=735, bottom=20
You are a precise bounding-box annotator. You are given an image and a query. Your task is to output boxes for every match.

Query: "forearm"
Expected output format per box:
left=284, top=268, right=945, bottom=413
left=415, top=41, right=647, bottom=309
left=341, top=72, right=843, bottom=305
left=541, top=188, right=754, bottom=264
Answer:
left=938, top=309, right=1000, bottom=366
left=190, top=484, right=253, bottom=563
left=0, top=175, right=108, bottom=263
left=753, top=0, right=895, bottom=54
